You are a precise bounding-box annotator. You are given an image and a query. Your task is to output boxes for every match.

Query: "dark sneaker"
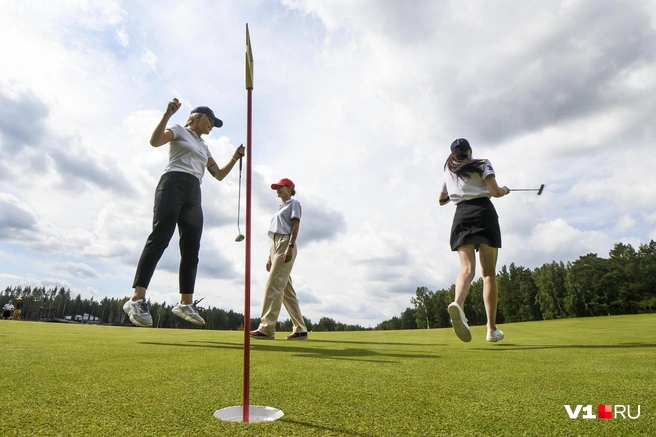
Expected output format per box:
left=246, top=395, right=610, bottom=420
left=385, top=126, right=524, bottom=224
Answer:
left=285, top=332, right=308, bottom=340
left=123, top=299, right=153, bottom=327
left=250, top=330, right=274, bottom=340
left=172, top=303, right=206, bottom=326
left=448, top=302, right=472, bottom=342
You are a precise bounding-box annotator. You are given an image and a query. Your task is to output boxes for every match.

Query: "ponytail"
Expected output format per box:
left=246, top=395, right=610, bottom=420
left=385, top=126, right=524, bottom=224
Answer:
left=444, top=145, right=486, bottom=181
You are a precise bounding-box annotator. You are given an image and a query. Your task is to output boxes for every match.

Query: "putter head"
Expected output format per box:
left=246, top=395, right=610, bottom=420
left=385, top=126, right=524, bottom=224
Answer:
left=235, top=234, right=245, bottom=242
left=537, top=184, right=545, bottom=195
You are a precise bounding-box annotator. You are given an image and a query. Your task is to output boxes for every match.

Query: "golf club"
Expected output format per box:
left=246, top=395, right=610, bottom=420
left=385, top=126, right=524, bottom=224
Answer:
left=235, top=157, right=245, bottom=242
left=509, top=184, right=545, bottom=195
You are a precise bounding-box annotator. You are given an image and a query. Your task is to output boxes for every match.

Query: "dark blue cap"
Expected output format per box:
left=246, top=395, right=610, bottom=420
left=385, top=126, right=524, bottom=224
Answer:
left=450, top=138, right=470, bottom=151
left=191, top=106, right=223, bottom=128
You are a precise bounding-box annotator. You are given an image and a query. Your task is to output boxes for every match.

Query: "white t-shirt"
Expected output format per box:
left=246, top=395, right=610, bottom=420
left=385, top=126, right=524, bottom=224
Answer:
left=164, top=124, right=212, bottom=183
left=441, top=159, right=496, bottom=204
left=268, top=199, right=302, bottom=238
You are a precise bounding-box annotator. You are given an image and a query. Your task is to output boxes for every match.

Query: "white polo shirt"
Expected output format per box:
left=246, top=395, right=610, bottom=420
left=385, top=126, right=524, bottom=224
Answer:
left=163, top=124, right=212, bottom=183
left=268, top=199, right=302, bottom=238
left=441, top=159, right=495, bottom=204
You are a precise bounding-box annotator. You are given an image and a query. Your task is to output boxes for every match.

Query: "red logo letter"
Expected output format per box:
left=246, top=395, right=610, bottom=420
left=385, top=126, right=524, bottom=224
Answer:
left=598, top=404, right=613, bottom=419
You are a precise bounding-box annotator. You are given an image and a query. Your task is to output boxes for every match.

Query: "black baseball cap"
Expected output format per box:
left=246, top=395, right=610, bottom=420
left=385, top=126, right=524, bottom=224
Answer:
left=450, top=138, right=470, bottom=151
left=191, top=106, right=223, bottom=128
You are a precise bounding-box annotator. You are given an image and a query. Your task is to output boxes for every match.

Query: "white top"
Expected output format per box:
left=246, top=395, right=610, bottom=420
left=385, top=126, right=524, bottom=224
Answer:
left=268, top=199, right=302, bottom=238
left=441, top=159, right=496, bottom=205
left=163, top=124, right=212, bottom=183
left=3, top=303, right=14, bottom=311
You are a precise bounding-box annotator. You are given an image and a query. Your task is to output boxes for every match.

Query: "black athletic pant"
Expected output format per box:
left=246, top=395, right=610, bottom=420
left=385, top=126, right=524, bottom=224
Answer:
left=133, top=171, right=203, bottom=294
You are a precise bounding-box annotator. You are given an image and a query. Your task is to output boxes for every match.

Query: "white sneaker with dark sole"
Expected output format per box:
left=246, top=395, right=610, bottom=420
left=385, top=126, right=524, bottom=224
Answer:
left=448, top=302, right=472, bottom=342
left=123, top=299, right=153, bottom=327
left=486, top=328, right=504, bottom=342
left=172, top=303, right=206, bottom=326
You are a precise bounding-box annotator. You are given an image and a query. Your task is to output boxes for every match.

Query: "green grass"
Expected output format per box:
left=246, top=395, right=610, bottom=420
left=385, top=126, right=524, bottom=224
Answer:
left=1, top=314, right=654, bottom=436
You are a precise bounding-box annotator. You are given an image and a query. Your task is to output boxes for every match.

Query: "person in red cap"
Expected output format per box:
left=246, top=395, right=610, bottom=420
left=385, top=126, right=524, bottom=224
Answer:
left=250, top=178, right=308, bottom=340
left=124, top=98, right=244, bottom=328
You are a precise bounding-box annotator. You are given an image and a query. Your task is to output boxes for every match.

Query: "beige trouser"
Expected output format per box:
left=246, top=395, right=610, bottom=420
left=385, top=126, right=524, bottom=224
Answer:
left=257, top=234, right=307, bottom=337
left=12, top=309, right=21, bottom=320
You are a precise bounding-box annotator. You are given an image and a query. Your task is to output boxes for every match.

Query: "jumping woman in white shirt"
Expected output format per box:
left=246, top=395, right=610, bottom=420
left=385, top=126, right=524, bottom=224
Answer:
left=124, top=98, right=244, bottom=327
left=439, top=138, right=509, bottom=343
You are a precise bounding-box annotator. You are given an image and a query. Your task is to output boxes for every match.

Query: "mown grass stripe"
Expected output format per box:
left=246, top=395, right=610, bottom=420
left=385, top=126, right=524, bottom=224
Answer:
left=1, top=314, right=653, bottom=436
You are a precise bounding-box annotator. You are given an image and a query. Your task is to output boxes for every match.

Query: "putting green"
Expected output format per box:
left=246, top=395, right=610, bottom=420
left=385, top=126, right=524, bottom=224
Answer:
left=1, top=314, right=653, bottom=436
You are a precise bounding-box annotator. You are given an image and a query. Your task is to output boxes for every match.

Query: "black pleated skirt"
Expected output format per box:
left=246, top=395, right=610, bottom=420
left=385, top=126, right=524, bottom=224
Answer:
left=450, top=197, right=501, bottom=251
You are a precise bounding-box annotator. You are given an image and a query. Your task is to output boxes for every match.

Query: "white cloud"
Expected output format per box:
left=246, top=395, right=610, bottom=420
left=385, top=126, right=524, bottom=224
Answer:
left=55, top=262, right=101, bottom=280
left=643, top=211, right=656, bottom=224
left=65, top=0, right=126, bottom=29
left=142, top=49, right=158, bottom=73
left=0, top=194, right=39, bottom=238
left=528, top=219, right=611, bottom=259
left=616, top=215, right=637, bottom=232
left=1, top=0, right=655, bottom=326
left=116, top=25, right=130, bottom=47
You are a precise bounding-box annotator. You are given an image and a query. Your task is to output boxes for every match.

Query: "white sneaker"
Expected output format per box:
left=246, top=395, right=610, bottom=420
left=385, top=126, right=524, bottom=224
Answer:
left=172, top=303, right=206, bottom=326
left=123, top=299, right=153, bottom=327
left=486, top=328, right=504, bottom=342
left=447, top=302, right=472, bottom=342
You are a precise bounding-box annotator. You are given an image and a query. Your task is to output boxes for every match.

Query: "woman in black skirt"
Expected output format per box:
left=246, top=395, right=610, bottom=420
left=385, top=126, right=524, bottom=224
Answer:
left=439, top=138, right=509, bottom=343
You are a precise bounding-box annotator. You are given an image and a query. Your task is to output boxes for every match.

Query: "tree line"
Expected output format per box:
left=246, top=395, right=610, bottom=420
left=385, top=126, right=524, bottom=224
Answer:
left=0, top=286, right=367, bottom=332
left=376, top=241, right=656, bottom=330
left=3, top=240, right=654, bottom=331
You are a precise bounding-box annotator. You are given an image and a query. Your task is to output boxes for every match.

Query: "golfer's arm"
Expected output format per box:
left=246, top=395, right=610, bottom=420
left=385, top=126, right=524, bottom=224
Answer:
left=207, top=157, right=238, bottom=181
left=289, top=219, right=300, bottom=245
left=439, top=192, right=450, bottom=206
left=150, top=116, right=174, bottom=147
left=485, top=175, right=508, bottom=197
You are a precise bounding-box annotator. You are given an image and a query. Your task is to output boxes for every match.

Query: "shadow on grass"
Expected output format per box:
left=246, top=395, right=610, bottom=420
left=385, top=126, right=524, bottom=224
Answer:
left=307, top=338, right=446, bottom=347
left=139, top=340, right=440, bottom=363
left=280, top=418, right=377, bottom=437
left=472, top=342, right=656, bottom=351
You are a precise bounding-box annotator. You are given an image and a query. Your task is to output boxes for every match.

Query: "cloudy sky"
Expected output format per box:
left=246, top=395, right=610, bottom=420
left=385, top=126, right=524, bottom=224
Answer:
left=1, top=0, right=655, bottom=327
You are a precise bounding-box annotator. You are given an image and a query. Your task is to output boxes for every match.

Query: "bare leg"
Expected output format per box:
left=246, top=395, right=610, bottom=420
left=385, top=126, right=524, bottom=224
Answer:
left=180, top=293, right=193, bottom=305
left=455, top=245, right=476, bottom=309
left=478, top=244, right=499, bottom=331
left=131, top=286, right=147, bottom=301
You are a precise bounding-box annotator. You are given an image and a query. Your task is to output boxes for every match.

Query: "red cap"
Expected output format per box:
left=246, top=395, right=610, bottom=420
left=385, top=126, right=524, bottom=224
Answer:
left=271, top=178, right=295, bottom=189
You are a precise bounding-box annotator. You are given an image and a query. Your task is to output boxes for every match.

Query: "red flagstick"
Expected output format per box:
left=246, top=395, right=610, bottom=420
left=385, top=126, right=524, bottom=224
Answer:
left=242, top=22, right=254, bottom=423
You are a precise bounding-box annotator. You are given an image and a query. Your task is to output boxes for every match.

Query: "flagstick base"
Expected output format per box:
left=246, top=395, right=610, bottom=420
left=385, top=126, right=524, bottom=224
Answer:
left=214, top=406, right=283, bottom=423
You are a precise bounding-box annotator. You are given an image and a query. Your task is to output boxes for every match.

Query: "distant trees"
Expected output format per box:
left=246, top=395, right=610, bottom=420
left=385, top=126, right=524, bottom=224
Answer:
left=533, top=261, right=567, bottom=319
left=0, top=286, right=365, bottom=331
left=311, top=317, right=367, bottom=332
left=376, top=240, right=656, bottom=329
left=0, top=286, right=293, bottom=331
left=4, top=240, right=655, bottom=331
left=376, top=308, right=417, bottom=330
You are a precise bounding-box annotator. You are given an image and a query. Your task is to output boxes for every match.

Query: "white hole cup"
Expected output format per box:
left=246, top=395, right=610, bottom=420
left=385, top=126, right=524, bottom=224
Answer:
left=214, top=406, right=284, bottom=423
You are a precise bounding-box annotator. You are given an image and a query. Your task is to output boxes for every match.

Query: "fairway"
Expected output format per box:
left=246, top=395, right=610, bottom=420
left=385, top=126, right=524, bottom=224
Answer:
left=1, top=315, right=654, bottom=436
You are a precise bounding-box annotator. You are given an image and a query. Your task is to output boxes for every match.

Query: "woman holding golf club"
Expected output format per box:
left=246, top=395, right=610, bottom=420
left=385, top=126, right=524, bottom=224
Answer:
left=124, top=98, right=245, bottom=328
left=250, top=178, right=309, bottom=340
left=439, top=138, right=509, bottom=343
